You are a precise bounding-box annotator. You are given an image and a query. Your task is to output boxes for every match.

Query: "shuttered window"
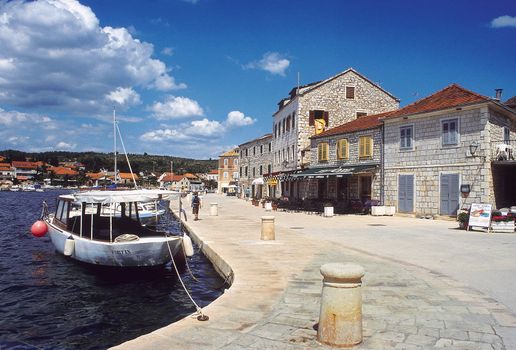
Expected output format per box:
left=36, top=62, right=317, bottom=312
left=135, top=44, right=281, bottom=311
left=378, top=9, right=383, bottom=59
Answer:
left=359, top=136, right=373, bottom=158
left=337, top=139, right=349, bottom=159
left=309, top=110, right=329, bottom=126
left=318, top=142, right=329, bottom=162
left=442, top=119, right=458, bottom=146
left=346, top=86, right=355, bottom=99
left=400, top=126, right=413, bottom=149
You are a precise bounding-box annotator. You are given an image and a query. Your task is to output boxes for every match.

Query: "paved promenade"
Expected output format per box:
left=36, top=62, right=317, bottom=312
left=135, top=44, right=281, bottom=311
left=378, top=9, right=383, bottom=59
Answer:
left=113, top=194, right=516, bottom=350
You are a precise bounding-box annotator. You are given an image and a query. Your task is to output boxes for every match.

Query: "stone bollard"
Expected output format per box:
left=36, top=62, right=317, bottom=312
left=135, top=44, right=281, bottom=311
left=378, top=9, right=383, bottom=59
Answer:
left=210, top=203, right=218, bottom=216
left=261, top=216, right=275, bottom=240
left=324, top=206, right=334, bottom=217
left=317, top=263, right=365, bottom=347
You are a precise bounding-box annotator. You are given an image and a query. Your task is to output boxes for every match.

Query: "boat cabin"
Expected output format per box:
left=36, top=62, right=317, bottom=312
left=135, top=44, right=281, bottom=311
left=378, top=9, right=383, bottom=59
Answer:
left=53, top=195, right=160, bottom=242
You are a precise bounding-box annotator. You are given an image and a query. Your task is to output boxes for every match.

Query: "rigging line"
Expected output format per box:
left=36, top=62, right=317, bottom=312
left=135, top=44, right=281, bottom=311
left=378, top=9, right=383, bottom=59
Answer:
left=115, top=121, right=138, bottom=189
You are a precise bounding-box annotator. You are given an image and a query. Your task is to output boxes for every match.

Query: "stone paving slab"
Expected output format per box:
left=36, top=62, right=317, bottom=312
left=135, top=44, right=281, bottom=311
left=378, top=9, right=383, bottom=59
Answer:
left=111, top=195, right=516, bottom=349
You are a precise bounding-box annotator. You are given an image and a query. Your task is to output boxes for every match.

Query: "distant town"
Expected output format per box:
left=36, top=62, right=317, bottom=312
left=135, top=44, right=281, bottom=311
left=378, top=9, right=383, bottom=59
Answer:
left=0, top=151, right=218, bottom=191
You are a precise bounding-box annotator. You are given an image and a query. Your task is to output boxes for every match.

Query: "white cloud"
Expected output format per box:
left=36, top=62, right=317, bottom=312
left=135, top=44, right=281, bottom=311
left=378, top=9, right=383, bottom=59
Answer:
left=0, top=0, right=185, bottom=113
left=140, top=128, right=189, bottom=142
left=149, top=96, right=204, bottom=119
left=152, top=74, right=187, bottom=91
left=225, top=110, right=256, bottom=127
left=186, top=118, right=224, bottom=136
left=55, top=141, right=77, bottom=150
left=246, top=52, right=290, bottom=76
left=106, top=87, right=141, bottom=106
left=0, top=108, right=57, bottom=129
left=161, top=47, right=174, bottom=56
left=491, top=15, right=516, bottom=28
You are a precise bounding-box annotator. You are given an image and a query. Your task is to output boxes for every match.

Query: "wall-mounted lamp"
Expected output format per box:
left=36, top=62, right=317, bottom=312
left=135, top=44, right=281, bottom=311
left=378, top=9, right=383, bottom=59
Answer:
left=469, top=141, right=479, bottom=156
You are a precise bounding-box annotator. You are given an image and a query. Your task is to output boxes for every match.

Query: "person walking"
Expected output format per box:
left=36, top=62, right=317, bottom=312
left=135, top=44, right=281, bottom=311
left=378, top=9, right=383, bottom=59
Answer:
left=192, top=192, right=201, bottom=221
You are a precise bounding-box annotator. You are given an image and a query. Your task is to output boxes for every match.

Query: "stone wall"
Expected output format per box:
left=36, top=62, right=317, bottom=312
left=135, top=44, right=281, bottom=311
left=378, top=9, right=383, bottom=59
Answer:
left=383, top=106, right=493, bottom=215
left=239, top=135, right=273, bottom=197
left=271, top=69, right=398, bottom=174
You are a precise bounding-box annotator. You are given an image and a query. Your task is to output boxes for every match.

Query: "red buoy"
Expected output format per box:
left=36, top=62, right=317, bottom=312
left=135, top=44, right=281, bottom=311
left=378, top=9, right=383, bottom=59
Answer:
left=31, top=220, right=48, bottom=237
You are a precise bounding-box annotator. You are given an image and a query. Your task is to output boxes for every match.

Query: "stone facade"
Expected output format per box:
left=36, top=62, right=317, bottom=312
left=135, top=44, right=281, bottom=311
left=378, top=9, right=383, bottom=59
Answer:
left=271, top=68, right=399, bottom=177
left=217, top=148, right=240, bottom=194
left=383, top=104, right=516, bottom=216
left=238, top=134, right=272, bottom=198
left=306, top=126, right=383, bottom=202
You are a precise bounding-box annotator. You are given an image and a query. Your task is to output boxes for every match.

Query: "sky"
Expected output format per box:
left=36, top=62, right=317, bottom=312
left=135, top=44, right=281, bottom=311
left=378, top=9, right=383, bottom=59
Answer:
left=0, top=0, right=515, bottom=159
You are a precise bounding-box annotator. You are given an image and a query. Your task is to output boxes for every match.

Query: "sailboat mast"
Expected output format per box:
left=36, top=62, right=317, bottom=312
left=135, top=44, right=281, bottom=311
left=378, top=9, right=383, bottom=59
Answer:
left=113, top=107, right=117, bottom=184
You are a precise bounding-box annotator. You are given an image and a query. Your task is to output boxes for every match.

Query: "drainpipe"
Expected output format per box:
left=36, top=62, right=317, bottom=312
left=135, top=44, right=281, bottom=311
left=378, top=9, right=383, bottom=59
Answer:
left=380, top=122, right=385, bottom=205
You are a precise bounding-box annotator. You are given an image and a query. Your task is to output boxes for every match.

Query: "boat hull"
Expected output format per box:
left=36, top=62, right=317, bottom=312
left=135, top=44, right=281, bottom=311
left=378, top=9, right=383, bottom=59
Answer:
left=46, top=220, right=183, bottom=267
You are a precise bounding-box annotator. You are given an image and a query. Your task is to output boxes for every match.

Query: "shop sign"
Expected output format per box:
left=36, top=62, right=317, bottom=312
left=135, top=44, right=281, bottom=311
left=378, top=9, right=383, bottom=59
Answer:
left=468, top=203, right=492, bottom=228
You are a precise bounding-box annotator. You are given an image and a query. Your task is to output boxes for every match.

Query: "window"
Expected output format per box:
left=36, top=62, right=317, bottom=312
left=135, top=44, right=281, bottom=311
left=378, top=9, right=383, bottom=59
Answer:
left=286, top=116, right=290, bottom=131
left=292, top=145, right=295, bottom=161
left=278, top=123, right=281, bottom=136
left=274, top=124, right=277, bottom=138
left=400, top=126, right=413, bottom=149
left=234, top=159, right=238, bottom=166
left=337, top=139, right=349, bottom=159
left=282, top=119, right=286, bottom=134
left=346, top=86, right=355, bottom=99
left=259, top=165, right=263, bottom=175
left=267, top=164, right=271, bottom=174
left=260, top=145, right=263, bottom=154
left=245, top=166, right=248, bottom=176
left=356, top=112, right=367, bottom=118
left=252, top=167, right=255, bottom=177
left=318, top=142, right=329, bottom=162
left=291, top=113, right=295, bottom=129
left=253, top=146, right=256, bottom=155
left=224, top=159, right=228, bottom=167
left=233, top=172, right=239, bottom=179
left=442, top=119, right=459, bottom=146
left=309, top=110, right=329, bottom=126
left=287, top=147, right=290, bottom=161
left=359, top=136, right=373, bottom=158
left=245, top=148, right=248, bottom=157
left=223, top=171, right=228, bottom=179
left=240, top=167, right=243, bottom=177
left=269, top=143, right=271, bottom=152
left=504, top=127, right=510, bottom=144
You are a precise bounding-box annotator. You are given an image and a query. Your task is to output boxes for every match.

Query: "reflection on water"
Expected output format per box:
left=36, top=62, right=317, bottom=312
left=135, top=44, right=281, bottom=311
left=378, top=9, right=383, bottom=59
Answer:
left=0, top=190, right=225, bottom=350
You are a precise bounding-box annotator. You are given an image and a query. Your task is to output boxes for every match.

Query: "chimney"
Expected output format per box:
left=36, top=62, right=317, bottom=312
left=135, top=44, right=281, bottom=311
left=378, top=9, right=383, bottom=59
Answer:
left=495, top=88, right=503, bottom=101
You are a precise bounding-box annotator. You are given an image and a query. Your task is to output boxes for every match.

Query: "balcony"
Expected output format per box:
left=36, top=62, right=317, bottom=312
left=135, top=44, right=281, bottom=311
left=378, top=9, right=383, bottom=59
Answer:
left=491, top=140, right=515, bottom=162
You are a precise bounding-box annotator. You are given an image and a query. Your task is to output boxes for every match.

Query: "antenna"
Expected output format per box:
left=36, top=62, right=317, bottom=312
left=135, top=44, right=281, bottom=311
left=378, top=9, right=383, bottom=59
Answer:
left=297, top=72, right=300, bottom=94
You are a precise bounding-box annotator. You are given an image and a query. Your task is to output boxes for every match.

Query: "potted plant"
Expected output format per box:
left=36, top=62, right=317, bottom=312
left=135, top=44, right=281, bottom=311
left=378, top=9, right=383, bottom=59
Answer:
left=491, top=210, right=515, bottom=233
left=457, top=212, right=469, bottom=230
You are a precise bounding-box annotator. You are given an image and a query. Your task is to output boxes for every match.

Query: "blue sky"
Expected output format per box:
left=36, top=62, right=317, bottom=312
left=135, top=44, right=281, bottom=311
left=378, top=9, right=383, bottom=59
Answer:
left=0, top=0, right=515, bottom=159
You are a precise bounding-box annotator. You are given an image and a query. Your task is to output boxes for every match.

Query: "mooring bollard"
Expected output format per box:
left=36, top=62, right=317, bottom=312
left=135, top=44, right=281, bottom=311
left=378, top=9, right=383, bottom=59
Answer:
left=210, top=203, right=218, bottom=216
left=261, top=216, right=275, bottom=240
left=317, top=263, right=365, bottom=347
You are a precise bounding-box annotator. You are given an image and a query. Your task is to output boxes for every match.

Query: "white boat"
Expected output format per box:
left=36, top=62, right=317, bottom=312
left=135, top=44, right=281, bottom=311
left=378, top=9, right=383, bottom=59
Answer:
left=9, top=185, right=20, bottom=192
left=44, top=189, right=185, bottom=267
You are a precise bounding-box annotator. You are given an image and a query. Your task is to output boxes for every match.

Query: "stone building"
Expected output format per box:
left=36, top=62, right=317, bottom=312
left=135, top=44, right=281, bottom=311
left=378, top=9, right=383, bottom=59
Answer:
left=298, top=112, right=392, bottom=208
left=217, top=148, right=240, bottom=194
left=382, top=84, right=516, bottom=216
left=238, top=134, right=272, bottom=199
left=269, top=68, right=399, bottom=197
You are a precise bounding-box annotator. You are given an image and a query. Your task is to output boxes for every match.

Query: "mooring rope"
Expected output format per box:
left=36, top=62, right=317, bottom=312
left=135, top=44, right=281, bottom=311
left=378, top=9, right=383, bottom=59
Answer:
left=165, top=236, right=209, bottom=321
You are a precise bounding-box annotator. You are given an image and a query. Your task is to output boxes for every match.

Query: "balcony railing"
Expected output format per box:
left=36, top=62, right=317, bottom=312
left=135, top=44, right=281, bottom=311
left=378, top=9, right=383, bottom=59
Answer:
left=491, top=140, right=515, bottom=161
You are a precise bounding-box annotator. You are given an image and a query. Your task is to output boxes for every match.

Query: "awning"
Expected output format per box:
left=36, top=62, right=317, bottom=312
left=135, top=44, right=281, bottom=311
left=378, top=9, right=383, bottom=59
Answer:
left=68, top=189, right=179, bottom=204
left=290, top=164, right=378, bottom=179
left=251, top=177, right=264, bottom=185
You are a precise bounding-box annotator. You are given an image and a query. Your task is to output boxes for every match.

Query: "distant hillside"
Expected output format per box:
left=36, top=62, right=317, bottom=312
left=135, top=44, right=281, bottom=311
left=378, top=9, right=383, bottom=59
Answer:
left=0, top=149, right=218, bottom=174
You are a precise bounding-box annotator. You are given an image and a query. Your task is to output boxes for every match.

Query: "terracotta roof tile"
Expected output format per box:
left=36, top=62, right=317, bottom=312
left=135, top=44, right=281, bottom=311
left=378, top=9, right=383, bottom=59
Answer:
left=119, top=172, right=139, bottom=180
left=384, top=84, right=489, bottom=120
left=313, top=111, right=394, bottom=139
left=11, top=161, right=39, bottom=169
left=505, top=96, right=516, bottom=109
left=48, top=166, right=78, bottom=176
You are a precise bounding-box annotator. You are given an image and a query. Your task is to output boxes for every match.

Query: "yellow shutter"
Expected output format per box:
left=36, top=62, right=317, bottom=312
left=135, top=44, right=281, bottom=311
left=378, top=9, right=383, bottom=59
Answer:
left=318, top=143, right=329, bottom=161
left=359, top=136, right=373, bottom=158
left=337, top=139, right=348, bottom=159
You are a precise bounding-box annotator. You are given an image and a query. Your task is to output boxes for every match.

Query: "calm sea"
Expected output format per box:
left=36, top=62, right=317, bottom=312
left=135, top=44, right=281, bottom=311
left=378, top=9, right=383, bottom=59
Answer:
left=0, top=190, right=224, bottom=350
